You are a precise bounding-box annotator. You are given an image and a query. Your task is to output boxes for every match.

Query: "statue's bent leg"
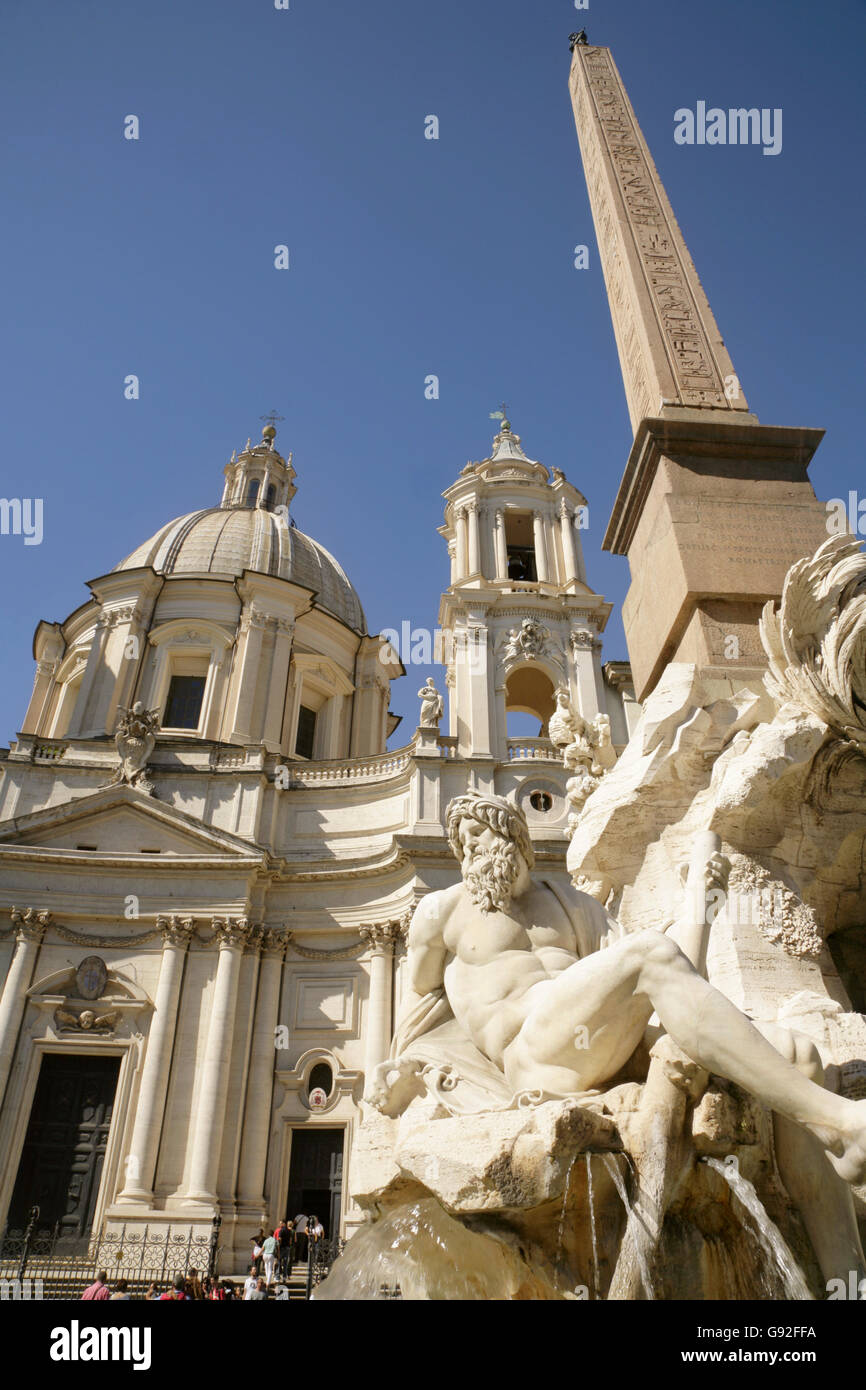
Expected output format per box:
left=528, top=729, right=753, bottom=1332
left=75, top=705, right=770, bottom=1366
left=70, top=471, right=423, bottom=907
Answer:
left=509, top=930, right=866, bottom=1182
left=753, top=1020, right=866, bottom=1292
left=612, top=931, right=866, bottom=1182
left=502, top=940, right=657, bottom=1094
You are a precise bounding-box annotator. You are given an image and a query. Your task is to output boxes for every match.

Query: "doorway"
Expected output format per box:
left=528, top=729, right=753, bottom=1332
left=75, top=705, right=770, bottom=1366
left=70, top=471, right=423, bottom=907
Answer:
left=8, top=1053, right=121, bottom=1244
left=285, top=1128, right=344, bottom=1240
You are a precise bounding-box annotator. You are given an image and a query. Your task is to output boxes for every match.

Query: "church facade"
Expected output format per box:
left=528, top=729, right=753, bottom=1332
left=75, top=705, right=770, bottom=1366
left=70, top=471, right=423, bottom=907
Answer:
left=0, top=415, right=637, bottom=1264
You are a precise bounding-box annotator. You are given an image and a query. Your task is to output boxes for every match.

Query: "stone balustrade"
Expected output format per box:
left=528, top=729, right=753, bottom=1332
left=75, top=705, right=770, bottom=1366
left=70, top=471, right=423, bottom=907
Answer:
left=289, top=748, right=412, bottom=786
left=506, top=737, right=560, bottom=762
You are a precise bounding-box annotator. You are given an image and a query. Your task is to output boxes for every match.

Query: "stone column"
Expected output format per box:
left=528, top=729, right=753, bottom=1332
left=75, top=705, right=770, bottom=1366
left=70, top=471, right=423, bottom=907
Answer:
left=21, top=659, right=59, bottom=737
left=236, top=929, right=287, bottom=1210
left=571, top=631, right=604, bottom=720
left=455, top=508, right=468, bottom=579
left=116, top=916, right=193, bottom=1204
left=494, top=510, right=508, bottom=580
left=533, top=512, right=549, bottom=582
left=257, top=467, right=272, bottom=508
left=544, top=516, right=559, bottom=584
left=183, top=917, right=253, bottom=1206
left=262, top=618, right=294, bottom=751
left=467, top=501, right=480, bottom=576
left=559, top=501, right=579, bottom=583
left=0, top=909, right=49, bottom=1111
left=230, top=607, right=267, bottom=742
left=448, top=540, right=457, bottom=587
left=360, top=923, right=400, bottom=1082
left=66, top=613, right=112, bottom=737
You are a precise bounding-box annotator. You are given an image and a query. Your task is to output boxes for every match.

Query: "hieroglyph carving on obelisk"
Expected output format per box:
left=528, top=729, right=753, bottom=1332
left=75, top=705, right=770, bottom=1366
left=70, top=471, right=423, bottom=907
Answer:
left=569, top=45, right=752, bottom=434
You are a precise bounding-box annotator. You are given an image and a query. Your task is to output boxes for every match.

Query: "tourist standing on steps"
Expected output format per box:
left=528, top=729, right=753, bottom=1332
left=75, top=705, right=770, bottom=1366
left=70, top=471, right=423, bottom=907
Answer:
left=261, top=1230, right=278, bottom=1286
left=243, top=1264, right=259, bottom=1300
left=275, top=1219, right=293, bottom=1279
left=293, top=1212, right=308, bottom=1263
left=308, top=1214, right=324, bottom=1260
left=247, top=1277, right=268, bottom=1301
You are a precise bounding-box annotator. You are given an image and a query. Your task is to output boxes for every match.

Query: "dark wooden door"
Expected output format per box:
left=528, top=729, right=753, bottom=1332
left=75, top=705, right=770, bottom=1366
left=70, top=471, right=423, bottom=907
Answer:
left=8, top=1053, right=120, bottom=1243
left=285, top=1128, right=344, bottom=1239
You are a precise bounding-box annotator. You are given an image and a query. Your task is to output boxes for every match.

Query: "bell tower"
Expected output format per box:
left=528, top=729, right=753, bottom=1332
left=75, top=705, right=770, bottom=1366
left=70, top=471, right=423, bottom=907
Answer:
left=437, top=418, right=620, bottom=762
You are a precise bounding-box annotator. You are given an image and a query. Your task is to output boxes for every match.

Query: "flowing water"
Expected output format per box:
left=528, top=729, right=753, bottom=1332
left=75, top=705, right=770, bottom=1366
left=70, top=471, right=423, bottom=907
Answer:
left=602, top=1152, right=656, bottom=1299
left=313, top=1197, right=562, bottom=1301
left=704, top=1157, right=813, bottom=1300
left=586, top=1153, right=601, bottom=1300
left=555, top=1155, right=579, bottom=1275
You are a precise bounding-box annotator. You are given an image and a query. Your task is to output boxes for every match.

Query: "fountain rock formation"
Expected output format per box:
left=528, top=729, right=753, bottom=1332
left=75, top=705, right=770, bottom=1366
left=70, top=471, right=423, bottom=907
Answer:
left=318, top=538, right=866, bottom=1302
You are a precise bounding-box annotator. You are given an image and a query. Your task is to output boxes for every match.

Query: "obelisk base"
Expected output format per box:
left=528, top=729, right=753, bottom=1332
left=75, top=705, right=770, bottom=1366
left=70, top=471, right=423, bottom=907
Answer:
left=604, top=417, right=829, bottom=700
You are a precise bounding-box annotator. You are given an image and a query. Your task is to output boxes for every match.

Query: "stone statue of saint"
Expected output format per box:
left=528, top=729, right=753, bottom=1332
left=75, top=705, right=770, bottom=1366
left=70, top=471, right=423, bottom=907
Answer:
left=417, top=678, right=444, bottom=730
left=369, top=792, right=866, bottom=1191
left=112, top=701, right=160, bottom=790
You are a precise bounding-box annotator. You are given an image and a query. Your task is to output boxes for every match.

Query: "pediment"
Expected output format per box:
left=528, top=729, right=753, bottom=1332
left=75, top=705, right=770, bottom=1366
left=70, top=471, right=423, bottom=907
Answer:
left=0, top=785, right=264, bottom=862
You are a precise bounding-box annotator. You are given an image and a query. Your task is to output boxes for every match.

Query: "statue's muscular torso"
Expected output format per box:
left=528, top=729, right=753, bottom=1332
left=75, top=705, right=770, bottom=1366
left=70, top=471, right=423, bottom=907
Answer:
left=408, top=879, right=598, bottom=1063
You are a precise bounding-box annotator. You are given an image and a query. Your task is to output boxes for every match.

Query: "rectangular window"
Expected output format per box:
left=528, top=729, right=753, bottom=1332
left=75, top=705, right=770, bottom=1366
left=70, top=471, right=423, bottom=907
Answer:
left=163, top=674, right=206, bottom=730
left=504, top=511, right=537, bottom=582
left=295, top=704, right=317, bottom=759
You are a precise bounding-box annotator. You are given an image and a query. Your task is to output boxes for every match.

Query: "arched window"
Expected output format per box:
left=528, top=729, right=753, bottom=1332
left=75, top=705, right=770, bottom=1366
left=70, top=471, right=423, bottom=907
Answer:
left=245, top=479, right=260, bottom=508
left=308, top=1062, right=333, bottom=1097
left=264, top=484, right=277, bottom=511
left=505, top=666, right=555, bottom=737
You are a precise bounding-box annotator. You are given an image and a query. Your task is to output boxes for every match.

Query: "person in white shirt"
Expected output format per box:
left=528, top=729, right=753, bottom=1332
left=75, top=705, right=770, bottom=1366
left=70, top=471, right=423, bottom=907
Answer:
left=243, top=1264, right=259, bottom=1300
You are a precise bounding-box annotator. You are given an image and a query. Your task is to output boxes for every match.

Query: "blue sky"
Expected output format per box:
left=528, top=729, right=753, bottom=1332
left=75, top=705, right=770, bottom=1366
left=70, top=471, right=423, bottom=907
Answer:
left=1, top=0, right=864, bottom=747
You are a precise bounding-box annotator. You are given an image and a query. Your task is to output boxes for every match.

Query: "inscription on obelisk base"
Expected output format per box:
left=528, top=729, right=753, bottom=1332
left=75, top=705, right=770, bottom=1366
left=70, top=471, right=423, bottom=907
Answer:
left=569, top=44, right=830, bottom=701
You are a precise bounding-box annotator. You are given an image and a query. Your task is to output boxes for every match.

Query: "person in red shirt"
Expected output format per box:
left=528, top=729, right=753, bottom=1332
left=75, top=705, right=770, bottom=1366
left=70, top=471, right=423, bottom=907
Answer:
left=81, top=1271, right=111, bottom=1301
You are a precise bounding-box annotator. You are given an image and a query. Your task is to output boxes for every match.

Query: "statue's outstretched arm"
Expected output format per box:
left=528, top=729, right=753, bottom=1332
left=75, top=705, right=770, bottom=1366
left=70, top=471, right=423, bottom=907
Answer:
left=406, top=894, right=448, bottom=997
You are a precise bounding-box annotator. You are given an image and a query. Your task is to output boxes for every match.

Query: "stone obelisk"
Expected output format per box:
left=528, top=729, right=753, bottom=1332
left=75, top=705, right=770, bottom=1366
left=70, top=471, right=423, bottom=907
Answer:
left=569, top=41, right=829, bottom=700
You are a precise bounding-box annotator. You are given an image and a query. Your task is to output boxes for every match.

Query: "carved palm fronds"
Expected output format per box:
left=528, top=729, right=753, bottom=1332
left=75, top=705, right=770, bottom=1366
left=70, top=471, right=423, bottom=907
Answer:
left=759, top=535, right=866, bottom=754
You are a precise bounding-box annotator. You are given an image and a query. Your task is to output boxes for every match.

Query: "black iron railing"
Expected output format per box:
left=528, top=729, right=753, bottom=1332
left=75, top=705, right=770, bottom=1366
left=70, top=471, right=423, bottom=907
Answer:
left=0, top=1216, right=219, bottom=1301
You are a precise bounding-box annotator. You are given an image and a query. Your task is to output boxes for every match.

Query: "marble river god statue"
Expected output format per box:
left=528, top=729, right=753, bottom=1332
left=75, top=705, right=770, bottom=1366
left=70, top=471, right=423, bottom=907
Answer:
left=373, top=794, right=866, bottom=1182
left=322, top=787, right=866, bottom=1300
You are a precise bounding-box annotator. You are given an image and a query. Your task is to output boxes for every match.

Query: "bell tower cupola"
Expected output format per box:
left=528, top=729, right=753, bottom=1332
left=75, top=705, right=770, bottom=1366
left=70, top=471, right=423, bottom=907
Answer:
left=220, top=423, right=298, bottom=514
left=439, top=416, right=590, bottom=593
left=437, top=416, right=617, bottom=762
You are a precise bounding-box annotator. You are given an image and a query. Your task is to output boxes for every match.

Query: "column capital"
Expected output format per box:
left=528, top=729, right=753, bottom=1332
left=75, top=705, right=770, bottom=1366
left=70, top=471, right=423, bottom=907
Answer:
left=360, top=921, right=404, bottom=952
left=212, top=916, right=257, bottom=951
left=260, top=927, right=289, bottom=958
left=570, top=628, right=599, bottom=653
left=157, top=914, right=195, bottom=948
left=10, top=906, right=51, bottom=942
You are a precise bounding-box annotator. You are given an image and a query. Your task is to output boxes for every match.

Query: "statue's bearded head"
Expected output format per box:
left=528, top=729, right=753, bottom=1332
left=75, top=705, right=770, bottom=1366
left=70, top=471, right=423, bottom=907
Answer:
left=445, top=794, right=535, bottom=914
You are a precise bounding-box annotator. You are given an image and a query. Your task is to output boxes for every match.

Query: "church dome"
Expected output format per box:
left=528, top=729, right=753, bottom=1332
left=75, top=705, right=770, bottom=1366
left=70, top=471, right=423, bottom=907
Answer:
left=115, top=506, right=367, bottom=635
